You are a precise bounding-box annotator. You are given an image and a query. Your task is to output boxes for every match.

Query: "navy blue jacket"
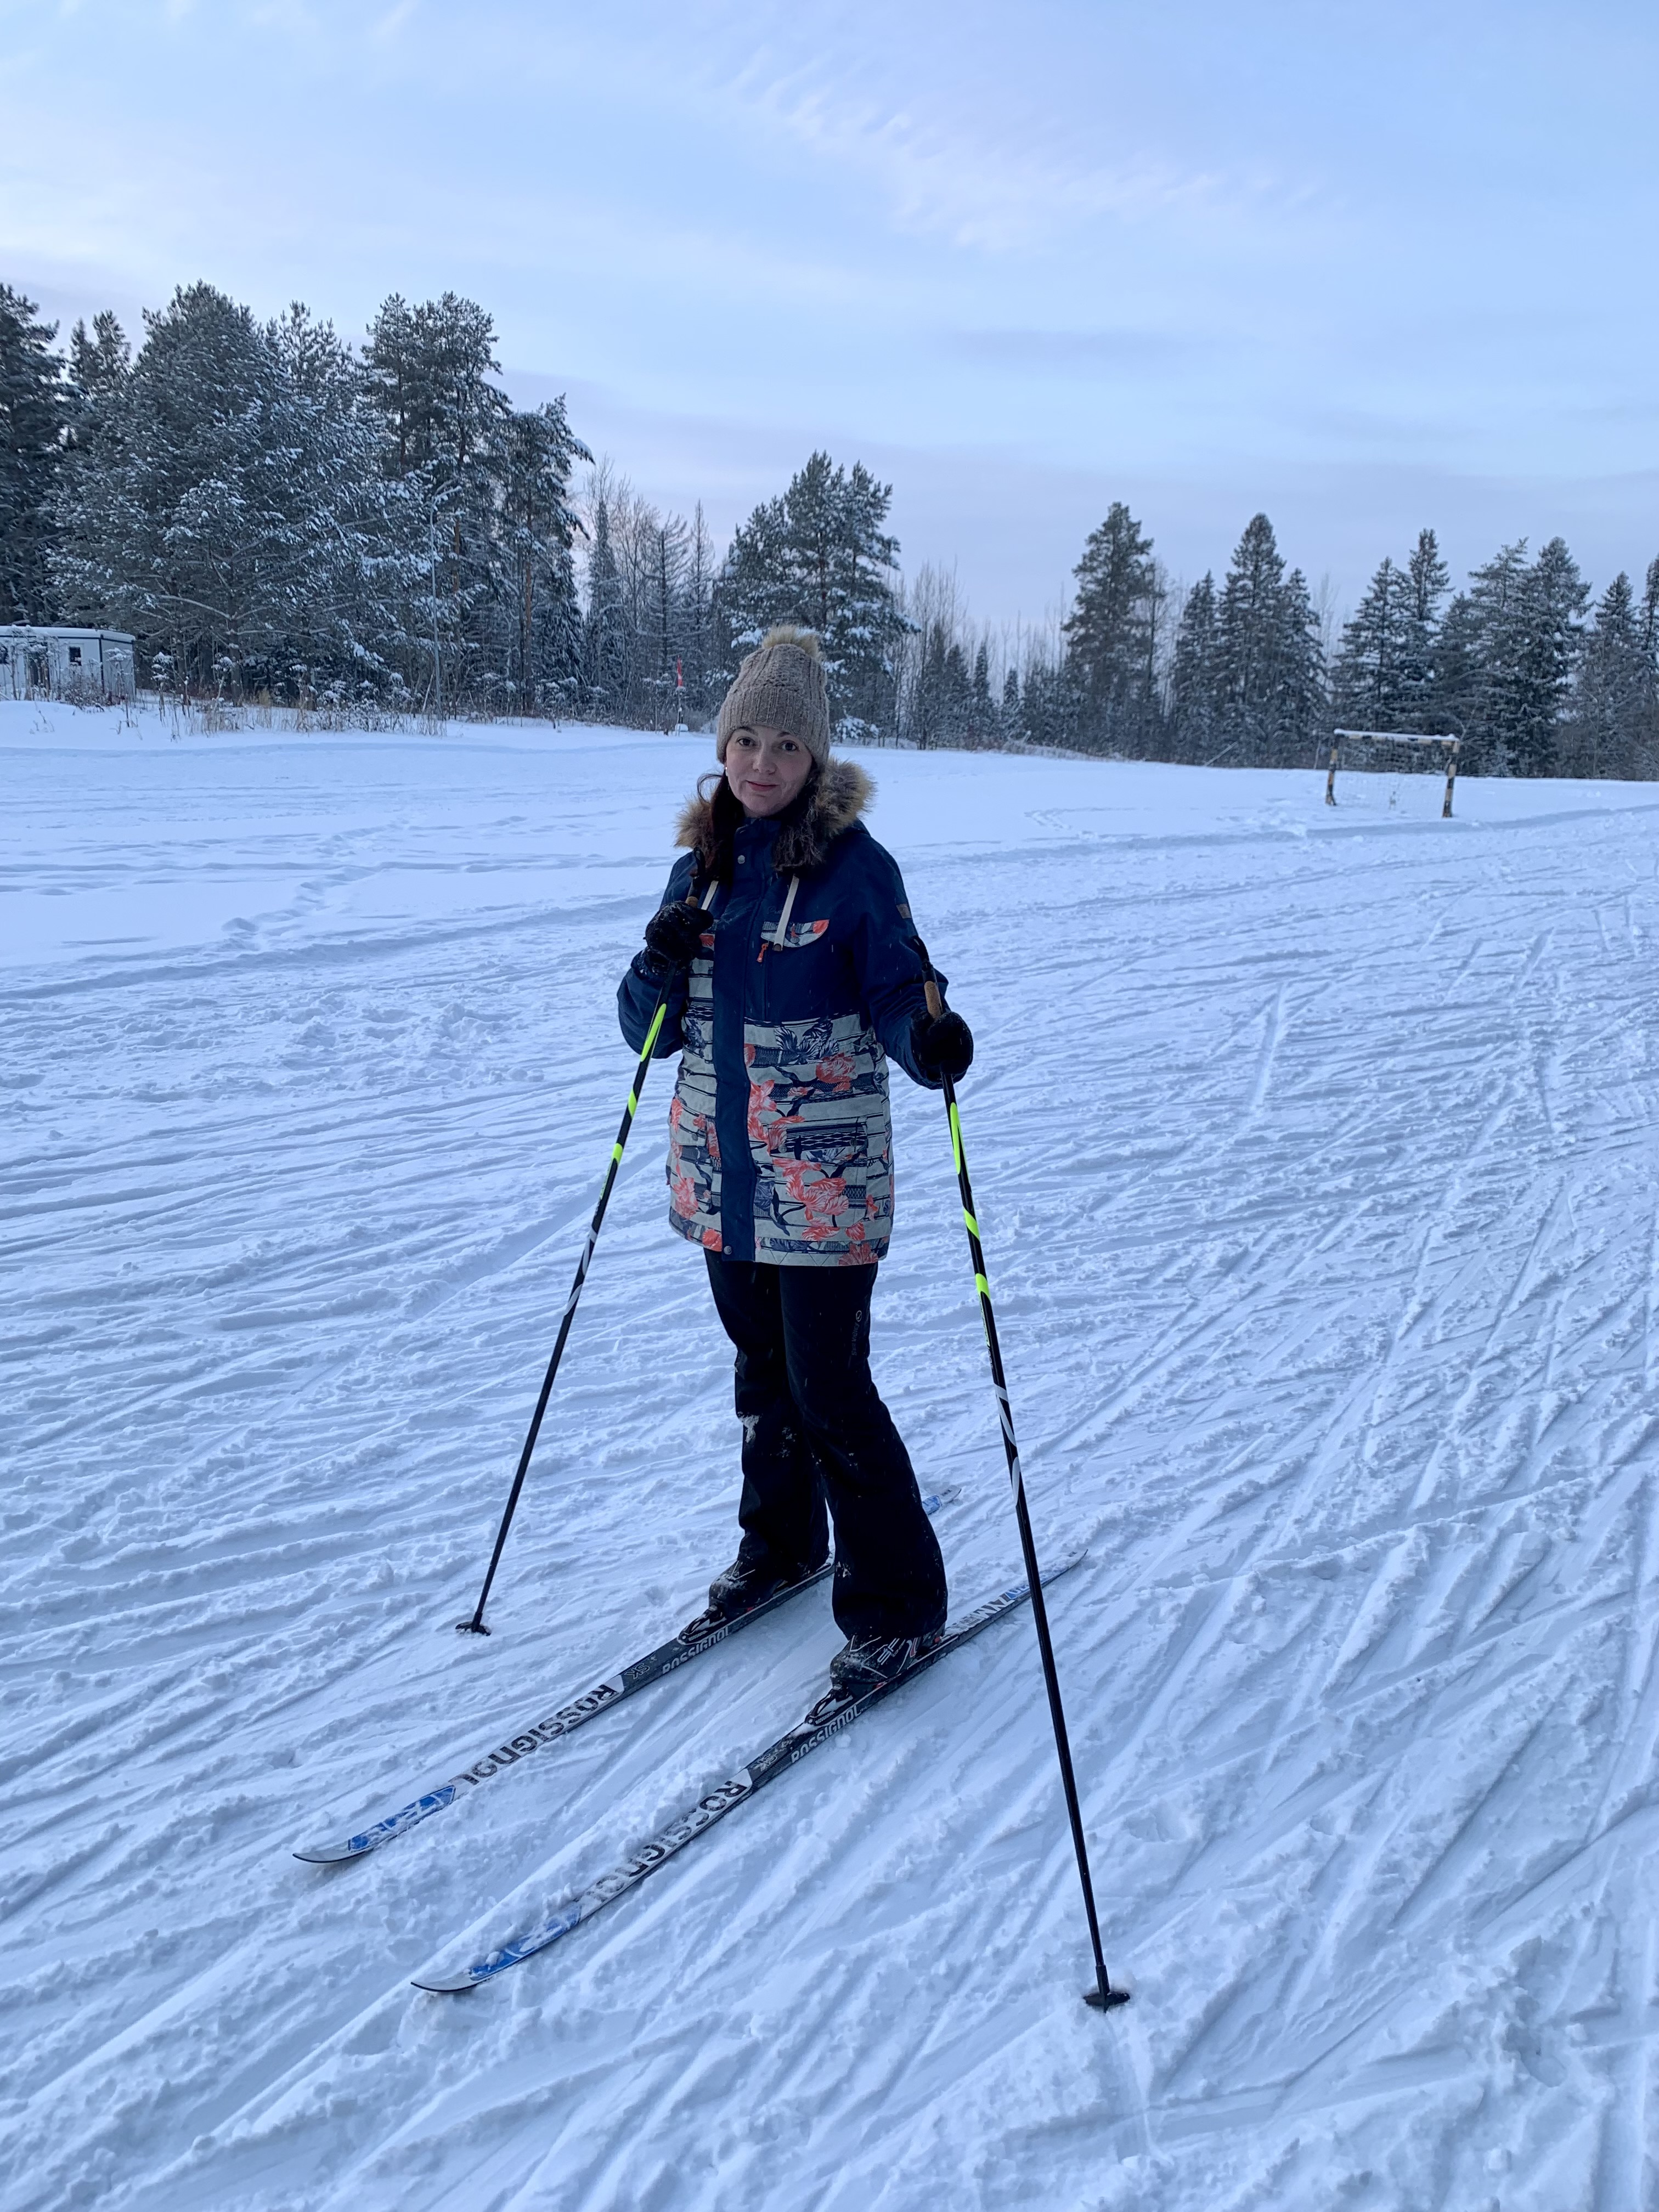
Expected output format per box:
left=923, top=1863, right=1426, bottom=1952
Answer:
left=618, top=765, right=940, bottom=1267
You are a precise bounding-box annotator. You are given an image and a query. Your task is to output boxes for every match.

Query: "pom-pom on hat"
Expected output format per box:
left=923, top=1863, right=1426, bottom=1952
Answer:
left=715, top=625, right=833, bottom=768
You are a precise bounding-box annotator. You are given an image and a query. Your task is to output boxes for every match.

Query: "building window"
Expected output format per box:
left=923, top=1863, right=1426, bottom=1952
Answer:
left=69, top=645, right=83, bottom=664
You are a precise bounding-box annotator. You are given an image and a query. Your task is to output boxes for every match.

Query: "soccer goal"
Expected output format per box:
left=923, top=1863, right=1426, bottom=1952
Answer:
left=1324, top=730, right=1461, bottom=819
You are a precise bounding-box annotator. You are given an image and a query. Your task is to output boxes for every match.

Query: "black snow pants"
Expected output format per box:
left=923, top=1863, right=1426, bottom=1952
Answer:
left=704, top=1254, right=948, bottom=1645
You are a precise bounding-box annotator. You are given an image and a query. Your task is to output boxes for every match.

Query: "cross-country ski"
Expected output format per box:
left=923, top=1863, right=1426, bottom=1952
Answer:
left=292, top=1487, right=958, bottom=1864
left=410, top=1554, right=1081, bottom=1993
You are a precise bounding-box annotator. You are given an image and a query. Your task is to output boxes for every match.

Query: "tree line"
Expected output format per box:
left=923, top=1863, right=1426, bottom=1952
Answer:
left=3, top=278, right=1655, bottom=774
left=902, top=507, right=1659, bottom=779
left=0, top=277, right=908, bottom=729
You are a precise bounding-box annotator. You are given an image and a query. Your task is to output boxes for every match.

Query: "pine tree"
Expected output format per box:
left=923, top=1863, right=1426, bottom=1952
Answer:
left=1062, top=501, right=1159, bottom=753
left=363, top=291, right=511, bottom=698
left=55, top=282, right=276, bottom=687
left=54, top=285, right=420, bottom=698
left=0, top=284, right=69, bottom=622
left=68, top=312, right=130, bottom=405
left=266, top=301, right=426, bottom=702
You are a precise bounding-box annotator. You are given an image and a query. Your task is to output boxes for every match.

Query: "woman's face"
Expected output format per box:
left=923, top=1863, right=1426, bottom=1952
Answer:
left=724, top=725, right=813, bottom=817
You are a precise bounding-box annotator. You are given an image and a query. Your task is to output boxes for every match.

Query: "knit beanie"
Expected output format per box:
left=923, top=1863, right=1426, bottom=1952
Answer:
left=715, top=626, right=833, bottom=768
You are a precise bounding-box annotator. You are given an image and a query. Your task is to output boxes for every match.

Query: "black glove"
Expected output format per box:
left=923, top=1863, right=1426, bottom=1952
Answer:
left=910, top=1006, right=973, bottom=1081
left=639, top=898, right=709, bottom=978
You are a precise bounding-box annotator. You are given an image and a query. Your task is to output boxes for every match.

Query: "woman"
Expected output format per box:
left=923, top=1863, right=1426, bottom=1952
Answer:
left=617, top=627, right=974, bottom=1700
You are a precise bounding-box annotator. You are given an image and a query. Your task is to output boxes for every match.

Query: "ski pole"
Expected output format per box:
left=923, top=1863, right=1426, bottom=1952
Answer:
left=458, top=884, right=714, bottom=1635
left=912, top=937, right=1128, bottom=2013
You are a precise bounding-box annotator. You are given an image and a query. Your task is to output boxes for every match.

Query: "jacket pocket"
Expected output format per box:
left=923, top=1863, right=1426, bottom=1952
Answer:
left=768, top=1116, right=868, bottom=1243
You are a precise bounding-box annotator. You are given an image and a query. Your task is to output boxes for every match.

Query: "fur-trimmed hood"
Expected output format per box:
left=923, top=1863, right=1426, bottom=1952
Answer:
left=675, top=758, right=873, bottom=876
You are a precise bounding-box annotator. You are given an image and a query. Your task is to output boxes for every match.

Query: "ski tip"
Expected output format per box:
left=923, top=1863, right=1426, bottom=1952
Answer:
left=410, top=1972, right=479, bottom=1995
left=292, top=1845, right=356, bottom=1866
left=1084, top=1984, right=1131, bottom=2012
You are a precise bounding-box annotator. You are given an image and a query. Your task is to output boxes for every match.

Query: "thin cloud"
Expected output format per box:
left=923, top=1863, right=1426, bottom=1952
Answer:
left=951, top=328, right=1205, bottom=372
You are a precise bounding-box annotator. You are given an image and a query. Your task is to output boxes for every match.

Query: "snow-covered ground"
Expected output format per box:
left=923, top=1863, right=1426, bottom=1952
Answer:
left=4, top=699, right=1657, bottom=2211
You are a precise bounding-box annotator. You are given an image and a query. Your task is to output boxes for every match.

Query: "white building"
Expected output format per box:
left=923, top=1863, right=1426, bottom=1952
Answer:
left=0, top=626, right=137, bottom=703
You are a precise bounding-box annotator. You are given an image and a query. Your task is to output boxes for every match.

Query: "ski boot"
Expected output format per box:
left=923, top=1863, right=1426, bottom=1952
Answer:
left=805, top=1628, right=945, bottom=1723
left=679, top=1551, right=827, bottom=1644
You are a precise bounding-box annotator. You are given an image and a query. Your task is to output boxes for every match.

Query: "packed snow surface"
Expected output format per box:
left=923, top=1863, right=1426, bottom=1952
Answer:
left=4, top=699, right=1657, bottom=2211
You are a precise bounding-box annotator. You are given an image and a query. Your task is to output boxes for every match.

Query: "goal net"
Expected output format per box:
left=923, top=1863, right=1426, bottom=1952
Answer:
left=1324, top=730, right=1461, bottom=819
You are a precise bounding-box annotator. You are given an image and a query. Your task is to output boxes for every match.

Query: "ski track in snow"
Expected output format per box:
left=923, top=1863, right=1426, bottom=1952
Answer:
left=3, top=703, right=1658, bottom=2211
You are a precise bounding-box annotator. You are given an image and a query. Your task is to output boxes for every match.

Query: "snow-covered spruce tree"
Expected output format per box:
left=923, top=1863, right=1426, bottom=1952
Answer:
left=1563, top=572, right=1654, bottom=777
left=1641, top=557, right=1659, bottom=767
left=489, top=397, right=590, bottom=715
left=889, top=567, right=1008, bottom=752
left=1212, top=515, right=1327, bottom=765
left=679, top=503, right=720, bottom=721
left=1168, top=573, right=1220, bottom=762
left=364, top=291, right=508, bottom=706
left=265, top=302, right=428, bottom=703
left=599, top=484, right=671, bottom=725
left=1061, top=501, right=1161, bottom=755
left=1396, top=528, right=1451, bottom=728
left=364, top=292, right=591, bottom=714
left=908, top=622, right=970, bottom=749
left=1508, top=538, right=1589, bottom=776
left=716, top=452, right=908, bottom=736
left=1331, top=534, right=1452, bottom=736
left=1331, top=556, right=1411, bottom=727
left=53, top=281, right=281, bottom=687
left=1447, top=539, right=1588, bottom=776
left=970, top=639, right=997, bottom=743
left=53, top=285, right=421, bottom=698
left=0, top=284, right=70, bottom=623
left=1014, top=648, right=1079, bottom=751
left=575, top=484, right=718, bottom=729
left=582, top=497, right=632, bottom=717
left=640, top=509, right=690, bottom=727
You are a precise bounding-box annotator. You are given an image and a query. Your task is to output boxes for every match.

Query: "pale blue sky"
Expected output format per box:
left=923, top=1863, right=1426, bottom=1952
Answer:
left=4, top=0, right=1654, bottom=624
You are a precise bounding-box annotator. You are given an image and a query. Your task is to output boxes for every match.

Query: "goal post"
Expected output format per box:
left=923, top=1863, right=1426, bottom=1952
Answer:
left=1325, top=730, right=1461, bottom=819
